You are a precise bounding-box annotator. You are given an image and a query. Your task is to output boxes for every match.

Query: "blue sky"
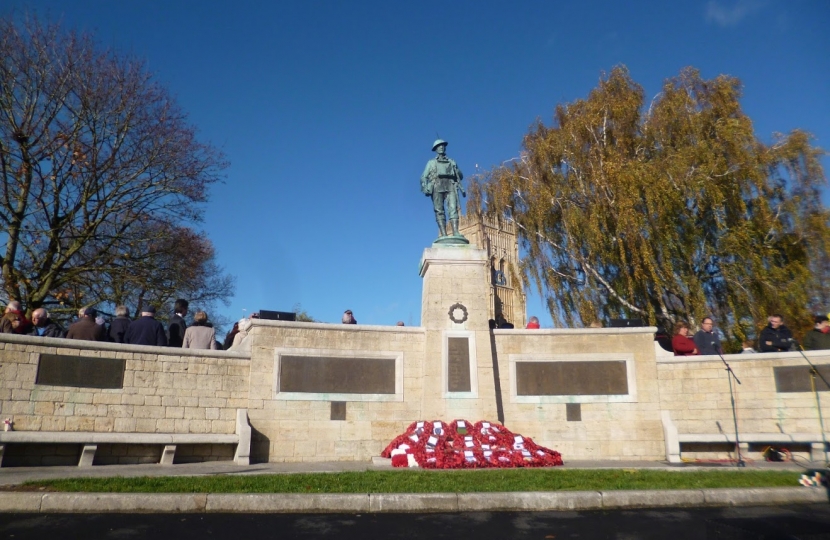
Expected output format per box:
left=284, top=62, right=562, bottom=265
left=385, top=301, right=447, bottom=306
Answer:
left=3, top=0, right=828, bottom=327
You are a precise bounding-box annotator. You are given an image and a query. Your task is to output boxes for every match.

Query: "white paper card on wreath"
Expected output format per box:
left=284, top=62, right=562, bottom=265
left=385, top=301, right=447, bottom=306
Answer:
left=514, top=435, right=523, bottom=444
left=464, top=436, right=473, bottom=442
left=465, top=440, right=474, bottom=448
left=483, top=450, right=492, bottom=458
left=433, top=422, right=443, bottom=435
left=481, top=444, right=490, bottom=450
left=427, top=435, right=438, bottom=447
left=409, top=434, right=419, bottom=442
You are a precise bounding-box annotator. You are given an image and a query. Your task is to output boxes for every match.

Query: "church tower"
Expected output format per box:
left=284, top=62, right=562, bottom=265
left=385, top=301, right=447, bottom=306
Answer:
left=458, top=213, right=526, bottom=328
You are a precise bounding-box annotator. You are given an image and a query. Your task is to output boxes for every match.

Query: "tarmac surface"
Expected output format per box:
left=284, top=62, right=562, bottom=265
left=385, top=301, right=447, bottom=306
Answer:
left=3, top=505, right=830, bottom=539
left=0, top=458, right=827, bottom=514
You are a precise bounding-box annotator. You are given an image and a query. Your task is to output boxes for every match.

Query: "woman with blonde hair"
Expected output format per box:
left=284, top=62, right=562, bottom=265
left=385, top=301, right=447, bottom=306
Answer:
left=182, top=311, right=217, bottom=350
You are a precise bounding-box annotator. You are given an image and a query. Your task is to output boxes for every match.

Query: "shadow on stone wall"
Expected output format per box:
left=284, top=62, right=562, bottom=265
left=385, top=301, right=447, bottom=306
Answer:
left=250, top=425, right=271, bottom=463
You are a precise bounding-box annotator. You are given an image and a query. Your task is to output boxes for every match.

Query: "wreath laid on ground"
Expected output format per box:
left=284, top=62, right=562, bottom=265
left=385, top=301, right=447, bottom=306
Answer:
left=381, top=419, right=564, bottom=469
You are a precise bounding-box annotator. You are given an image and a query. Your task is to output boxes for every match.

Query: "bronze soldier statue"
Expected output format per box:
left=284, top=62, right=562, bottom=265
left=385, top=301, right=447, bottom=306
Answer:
left=420, top=139, right=467, bottom=241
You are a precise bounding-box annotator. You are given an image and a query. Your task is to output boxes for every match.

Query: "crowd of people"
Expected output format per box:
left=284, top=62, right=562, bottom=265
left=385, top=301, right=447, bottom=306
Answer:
left=6, top=299, right=829, bottom=356
left=0, top=299, right=234, bottom=351
left=664, top=314, right=829, bottom=356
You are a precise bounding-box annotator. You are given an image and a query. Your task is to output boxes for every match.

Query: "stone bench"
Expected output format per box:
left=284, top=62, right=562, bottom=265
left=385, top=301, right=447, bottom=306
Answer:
left=661, top=411, right=829, bottom=463
left=0, top=409, right=251, bottom=467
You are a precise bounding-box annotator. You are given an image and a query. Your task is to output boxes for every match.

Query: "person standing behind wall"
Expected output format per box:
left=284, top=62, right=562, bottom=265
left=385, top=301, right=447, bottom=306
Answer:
left=27, top=308, right=65, bottom=338
left=167, top=299, right=189, bottom=347
left=672, top=321, right=699, bottom=356
left=759, top=314, right=794, bottom=352
left=693, top=317, right=721, bottom=355
left=125, top=306, right=167, bottom=347
left=66, top=307, right=106, bottom=341
left=107, top=305, right=132, bottom=343
left=0, top=301, right=30, bottom=334
left=802, top=315, right=830, bottom=351
left=182, top=311, right=217, bottom=350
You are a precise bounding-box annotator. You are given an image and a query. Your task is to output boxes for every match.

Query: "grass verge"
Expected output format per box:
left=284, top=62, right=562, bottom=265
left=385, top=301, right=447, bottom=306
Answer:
left=23, top=469, right=803, bottom=493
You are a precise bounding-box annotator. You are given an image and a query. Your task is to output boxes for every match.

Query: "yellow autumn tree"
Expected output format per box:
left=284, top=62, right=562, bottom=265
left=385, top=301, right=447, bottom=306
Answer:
left=469, top=66, right=829, bottom=348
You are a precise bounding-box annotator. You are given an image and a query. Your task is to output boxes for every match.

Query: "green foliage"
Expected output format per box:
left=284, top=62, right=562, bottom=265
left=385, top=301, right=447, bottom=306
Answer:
left=24, top=469, right=801, bottom=493
left=292, top=303, right=317, bottom=322
left=469, top=66, right=829, bottom=347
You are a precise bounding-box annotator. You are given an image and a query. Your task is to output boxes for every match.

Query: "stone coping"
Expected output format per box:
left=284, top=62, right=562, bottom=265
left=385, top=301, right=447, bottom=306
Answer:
left=494, top=327, right=658, bottom=336
left=0, top=487, right=824, bottom=513
left=0, top=333, right=250, bottom=359
left=251, top=319, right=426, bottom=333
left=657, top=350, right=830, bottom=364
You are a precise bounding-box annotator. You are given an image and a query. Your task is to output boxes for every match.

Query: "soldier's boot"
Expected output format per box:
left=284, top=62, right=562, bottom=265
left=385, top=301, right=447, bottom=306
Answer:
left=436, top=219, right=448, bottom=237
left=450, top=218, right=460, bottom=236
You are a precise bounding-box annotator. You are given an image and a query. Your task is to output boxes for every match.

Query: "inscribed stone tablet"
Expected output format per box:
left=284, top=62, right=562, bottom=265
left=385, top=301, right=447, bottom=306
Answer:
left=447, top=337, right=471, bottom=392
left=36, top=354, right=126, bottom=389
left=280, top=356, right=395, bottom=394
left=516, top=361, right=628, bottom=396
left=774, top=365, right=830, bottom=393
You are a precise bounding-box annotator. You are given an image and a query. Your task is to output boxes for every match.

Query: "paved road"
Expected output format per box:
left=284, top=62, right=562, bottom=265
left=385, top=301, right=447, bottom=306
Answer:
left=1, top=505, right=829, bottom=539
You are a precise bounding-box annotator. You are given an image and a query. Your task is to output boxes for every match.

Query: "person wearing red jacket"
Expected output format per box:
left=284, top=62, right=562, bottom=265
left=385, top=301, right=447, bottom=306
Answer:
left=672, top=321, right=699, bottom=356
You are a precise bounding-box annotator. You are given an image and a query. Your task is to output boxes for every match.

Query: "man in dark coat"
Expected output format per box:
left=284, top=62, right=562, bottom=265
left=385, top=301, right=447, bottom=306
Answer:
left=693, top=317, right=722, bottom=355
left=167, top=298, right=189, bottom=347
left=125, top=306, right=167, bottom=347
left=66, top=307, right=106, bottom=341
left=759, top=314, right=794, bottom=352
left=27, top=308, right=65, bottom=338
left=802, top=315, right=830, bottom=351
left=107, top=305, right=132, bottom=343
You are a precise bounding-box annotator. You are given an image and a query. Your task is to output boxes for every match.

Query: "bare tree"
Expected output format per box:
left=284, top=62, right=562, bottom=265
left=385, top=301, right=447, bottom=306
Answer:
left=0, top=15, right=232, bottom=319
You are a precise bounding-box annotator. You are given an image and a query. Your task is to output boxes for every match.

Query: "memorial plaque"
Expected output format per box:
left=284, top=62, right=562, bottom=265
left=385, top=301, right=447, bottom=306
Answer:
left=566, top=403, right=582, bottom=421
left=447, top=337, right=471, bottom=392
left=280, top=356, right=395, bottom=394
left=516, top=361, right=628, bottom=396
left=330, top=401, right=347, bottom=420
left=36, top=354, right=125, bottom=389
left=774, top=365, right=830, bottom=393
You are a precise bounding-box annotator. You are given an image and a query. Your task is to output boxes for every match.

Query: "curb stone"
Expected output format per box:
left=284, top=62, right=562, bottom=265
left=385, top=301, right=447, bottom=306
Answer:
left=600, top=489, right=705, bottom=509
left=39, top=493, right=207, bottom=513
left=205, top=493, right=370, bottom=513
left=0, top=488, right=825, bottom=513
left=370, top=493, right=458, bottom=512
left=701, top=487, right=827, bottom=507
left=457, top=491, right=603, bottom=512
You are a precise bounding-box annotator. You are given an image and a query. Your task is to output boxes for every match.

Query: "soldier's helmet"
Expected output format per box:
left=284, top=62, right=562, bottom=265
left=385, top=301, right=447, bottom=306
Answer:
left=432, top=139, right=448, bottom=151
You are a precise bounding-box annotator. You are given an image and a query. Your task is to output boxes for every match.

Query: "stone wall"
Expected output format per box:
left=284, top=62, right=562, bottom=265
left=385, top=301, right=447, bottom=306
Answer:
left=657, top=351, right=830, bottom=459
left=246, top=321, right=426, bottom=462
left=3, top=320, right=828, bottom=465
left=0, top=333, right=250, bottom=465
left=493, top=327, right=665, bottom=460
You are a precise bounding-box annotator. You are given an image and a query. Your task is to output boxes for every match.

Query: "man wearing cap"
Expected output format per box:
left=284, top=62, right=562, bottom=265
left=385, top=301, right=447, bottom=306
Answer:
left=420, top=139, right=465, bottom=238
left=66, top=307, right=106, bottom=341
left=802, top=315, right=830, bottom=351
left=124, top=306, right=168, bottom=347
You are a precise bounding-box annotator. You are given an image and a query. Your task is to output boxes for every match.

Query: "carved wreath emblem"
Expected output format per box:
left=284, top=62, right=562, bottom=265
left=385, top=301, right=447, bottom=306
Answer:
left=448, top=303, right=468, bottom=324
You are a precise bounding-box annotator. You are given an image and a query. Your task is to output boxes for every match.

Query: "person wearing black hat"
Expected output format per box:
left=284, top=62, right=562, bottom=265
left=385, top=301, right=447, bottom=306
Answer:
left=124, top=305, right=168, bottom=347
left=802, top=315, right=830, bottom=351
left=66, top=307, right=106, bottom=342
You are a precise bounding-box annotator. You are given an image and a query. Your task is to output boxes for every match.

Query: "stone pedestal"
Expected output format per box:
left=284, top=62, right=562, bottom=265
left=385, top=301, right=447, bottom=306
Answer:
left=419, top=246, right=498, bottom=421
